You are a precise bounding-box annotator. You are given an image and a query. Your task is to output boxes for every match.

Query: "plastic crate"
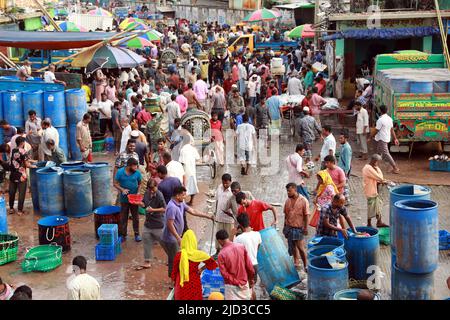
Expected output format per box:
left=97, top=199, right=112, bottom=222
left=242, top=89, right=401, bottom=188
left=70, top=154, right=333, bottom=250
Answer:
left=201, top=268, right=225, bottom=298
left=115, top=237, right=122, bottom=255
left=92, top=139, right=105, bottom=152
left=98, top=224, right=118, bottom=245
left=429, top=160, right=450, bottom=172
left=95, top=243, right=116, bottom=261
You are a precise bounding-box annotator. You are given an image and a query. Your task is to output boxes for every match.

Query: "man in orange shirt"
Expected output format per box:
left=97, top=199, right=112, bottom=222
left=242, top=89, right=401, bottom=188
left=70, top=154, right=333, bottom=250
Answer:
left=362, top=154, right=390, bottom=228
left=236, top=192, right=277, bottom=231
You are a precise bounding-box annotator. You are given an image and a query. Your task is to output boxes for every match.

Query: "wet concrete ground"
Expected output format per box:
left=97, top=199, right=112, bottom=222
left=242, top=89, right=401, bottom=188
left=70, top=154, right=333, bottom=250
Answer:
left=1, top=114, right=449, bottom=299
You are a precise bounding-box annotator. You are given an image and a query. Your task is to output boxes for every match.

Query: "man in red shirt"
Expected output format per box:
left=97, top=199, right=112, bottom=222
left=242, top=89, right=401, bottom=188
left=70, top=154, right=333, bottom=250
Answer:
left=324, top=155, right=346, bottom=194
left=301, top=90, right=312, bottom=108
left=223, top=74, right=235, bottom=96
left=216, top=229, right=255, bottom=300
left=235, top=192, right=278, bottom=231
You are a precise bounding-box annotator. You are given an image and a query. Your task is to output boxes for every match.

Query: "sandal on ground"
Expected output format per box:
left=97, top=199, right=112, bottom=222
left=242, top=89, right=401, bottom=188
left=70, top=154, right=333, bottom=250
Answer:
left=376, top=223, right=389, bottom=228
left=17, top=211, right=24, bottom=216
left=8, top=208, right=15, bottom=215
left=134, top=264, right=151, bottom=271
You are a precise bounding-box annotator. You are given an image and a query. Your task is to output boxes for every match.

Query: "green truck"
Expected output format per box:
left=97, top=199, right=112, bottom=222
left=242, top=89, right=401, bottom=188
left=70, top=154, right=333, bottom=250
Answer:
left=373, top=51, right=450, bottom=153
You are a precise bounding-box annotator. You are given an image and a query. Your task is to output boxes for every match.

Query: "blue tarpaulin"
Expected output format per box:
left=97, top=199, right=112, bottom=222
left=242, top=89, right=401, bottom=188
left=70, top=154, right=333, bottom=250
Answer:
left=322, top=26, right=440, bottom=41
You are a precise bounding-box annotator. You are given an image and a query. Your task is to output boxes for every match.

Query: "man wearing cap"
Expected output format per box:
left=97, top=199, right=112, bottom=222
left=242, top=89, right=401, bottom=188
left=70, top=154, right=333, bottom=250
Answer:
left=333, top=56, right=344, bottom=101
left=131, top=130, right=150, bottom=194
left=16, top=60, right=32, bottom=81
left=76, top=113, right=92, bottom=163
left=297, top=107, right=321, bottom=162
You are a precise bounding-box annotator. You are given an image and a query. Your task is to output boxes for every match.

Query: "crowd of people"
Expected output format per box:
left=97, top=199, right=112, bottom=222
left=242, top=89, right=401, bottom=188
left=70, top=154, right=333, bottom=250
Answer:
left=0, top=16, right=413, bottom=301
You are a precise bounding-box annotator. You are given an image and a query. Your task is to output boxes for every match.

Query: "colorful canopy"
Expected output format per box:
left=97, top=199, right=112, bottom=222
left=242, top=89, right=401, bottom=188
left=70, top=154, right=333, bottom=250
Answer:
left=71, top=45, right=147, bottom=69
left=88, top=7, right=113, bottom=17
left=140, top=30, right=162, bottom=42
left=49, top=21, right=87, bottom=32
left=288, top=24, right=315, bottom=39
left=119, top=37, right=155, bottom=49
left=243, top=8, right=281, bottom=23
left=0, top=31, right=116, bottom=49
left=119, top=18, right=147, bottom=30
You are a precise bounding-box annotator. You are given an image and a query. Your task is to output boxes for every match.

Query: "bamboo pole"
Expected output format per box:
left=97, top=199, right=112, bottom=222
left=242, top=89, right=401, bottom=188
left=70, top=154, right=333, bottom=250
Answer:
left=0, top=51, right=18, bottom=69
left=434, top=0, right=450, bottom=69
left=36, top=29, right=133, bottom=72
left=32, top=0, right=63, bottom=32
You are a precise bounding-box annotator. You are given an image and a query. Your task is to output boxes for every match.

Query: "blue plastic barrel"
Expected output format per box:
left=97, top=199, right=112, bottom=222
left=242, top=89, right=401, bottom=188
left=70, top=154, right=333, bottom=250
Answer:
left=257, top=227, right=301, bottom=294
left=394, top=199, right=438, bottom=274
left=409, top=81, right=433, bottom=93
left=3, top=90, right=24, bottom=127
left=30, top=161, right=56, bottom=212
left=84, top=162, right=112, bottom=209
left=38, top=216, right=71, bottom=252
left=56, top=127, right=69, bottom=158
left=390, top=78, right=410, bottom=93
left=0, top=90, right=4, bottom=120
left=333, top=288, right=381, bottom=300
left=307, top=245, right=346, bottom=261
left=44, top=90, right=66, bottom=127
left=36, top=167, right=65, bottom=216
left=391, top=263, right=434, bottom=300
left=433, top=81, right=447, bottom=93
left=344, top=226, right=379, bottom=280
left=60, top=161, right=85, bottom=171
left=22, top=90, right=44, bottom=120
left=63, top=169, right=93, bottom=218
left=93, top=206, right=121, bottom=239
left=105, top=137, right=114, bottom=152
left=308, top=236, right=344, bottom=249
left=65, top=89, right=88, bottom=124
left=307, top=256, right=348, bottom=300
left=389, top=185, right=431, bottom=252
left=0, top=196, right=7, bottom=233
left=68, top=124, right=82, bottom=160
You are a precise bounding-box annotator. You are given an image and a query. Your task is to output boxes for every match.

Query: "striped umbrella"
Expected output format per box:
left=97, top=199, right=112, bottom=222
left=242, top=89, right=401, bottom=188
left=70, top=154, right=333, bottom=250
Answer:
left=243, top=8, right=282, bottom=23
left=49, top=21, right=87, bottom=32
left=72, top=45, right=147, bottom=69
left=288, top=24, right=315, bottom=39
left=88, top=7, right=113, bottom=17
left=119, top=37, right=155, bottom=49
left=140, top=30, right=162, bottom=42
left=119, top=18, right=147, bottom=30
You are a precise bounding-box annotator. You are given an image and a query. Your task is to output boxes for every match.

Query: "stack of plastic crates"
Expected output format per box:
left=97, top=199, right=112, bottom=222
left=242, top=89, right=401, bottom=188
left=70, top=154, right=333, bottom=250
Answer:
left=96, top=224, right=122, bottom=261
left=439, top=230, right=450, bottom=250
left=201, top=267, right=225, bottom=299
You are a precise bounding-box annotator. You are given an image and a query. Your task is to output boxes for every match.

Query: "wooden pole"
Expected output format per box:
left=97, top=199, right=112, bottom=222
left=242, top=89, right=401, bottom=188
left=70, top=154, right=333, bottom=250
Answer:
left=32, top=0, right=63, bottom=32
left=36, top=29, right=134, bottom=72
left=0, top=51, right=18, bottom=69
left=435, top=0, right=450, bottom=69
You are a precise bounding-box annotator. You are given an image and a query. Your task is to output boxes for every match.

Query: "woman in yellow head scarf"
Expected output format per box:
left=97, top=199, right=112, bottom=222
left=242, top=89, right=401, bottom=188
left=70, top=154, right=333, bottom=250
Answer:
left=171, top=229, right=218, bottom=300
left=309, top=170, right=339, bottom=228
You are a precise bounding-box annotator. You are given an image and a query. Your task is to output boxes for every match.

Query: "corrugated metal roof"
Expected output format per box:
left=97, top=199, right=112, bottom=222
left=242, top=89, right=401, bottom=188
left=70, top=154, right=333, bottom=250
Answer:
left=273, top=2, right=315, bottom=10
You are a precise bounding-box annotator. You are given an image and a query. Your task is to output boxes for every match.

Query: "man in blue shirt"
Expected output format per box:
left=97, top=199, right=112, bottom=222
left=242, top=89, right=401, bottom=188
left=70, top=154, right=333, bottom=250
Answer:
left=114, top=158, right=142, bottom=242
left=337, top=131, right=352, bottom=205
left=160, top=186, right=214, bottom=278
left=266, top=89, right=282, bottom=134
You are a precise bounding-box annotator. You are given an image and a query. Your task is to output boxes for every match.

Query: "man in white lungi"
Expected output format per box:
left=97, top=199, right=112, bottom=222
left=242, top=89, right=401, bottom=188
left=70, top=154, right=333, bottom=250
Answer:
left=179, top=136, right=201, bottom=206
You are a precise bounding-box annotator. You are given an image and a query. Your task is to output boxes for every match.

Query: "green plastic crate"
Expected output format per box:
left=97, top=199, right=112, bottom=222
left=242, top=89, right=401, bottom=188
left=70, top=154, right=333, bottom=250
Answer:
left=92, top=139, right=105, bottom=152
left=378, top=227, right=390, bottom=245
left=0, top=233, right=19, bottom=266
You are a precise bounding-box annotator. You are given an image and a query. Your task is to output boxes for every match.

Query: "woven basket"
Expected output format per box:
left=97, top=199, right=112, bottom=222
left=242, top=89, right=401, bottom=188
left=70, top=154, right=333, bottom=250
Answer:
left=0, top=233, right=19, bottom=265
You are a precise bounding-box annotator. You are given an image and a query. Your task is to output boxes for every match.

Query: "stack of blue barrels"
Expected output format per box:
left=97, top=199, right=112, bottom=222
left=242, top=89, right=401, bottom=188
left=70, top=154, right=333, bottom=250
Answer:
left=44, top=90, right=68, bottom=158
left=392, top=198, right=438, bottom=300
left=34, top=161, right=112, bottom=217
left=65, top=89, right=87, bottom=160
